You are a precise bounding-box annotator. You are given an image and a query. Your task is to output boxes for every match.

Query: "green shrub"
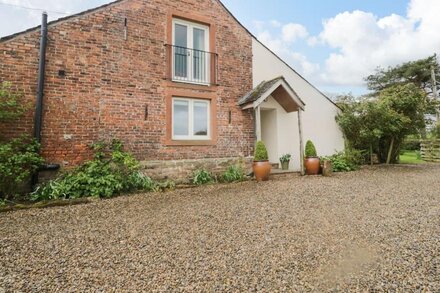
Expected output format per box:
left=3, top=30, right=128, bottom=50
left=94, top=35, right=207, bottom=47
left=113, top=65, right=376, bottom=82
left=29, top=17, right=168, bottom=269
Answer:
left=321, top=150, right=362, bottom=172
left=222, top=165, right=245, bottom=183
left=279, top=154, right=292, bottom=163
left=192, top=169, right=215, bottom=185
left=431, top=122, right=440, bottom=138
left=305, top=140, right=317, bottom=157
left=254, top=141, right=268, bottom=161
left=32, top=140, right=165, bottom=201
left=0, top=136, right=44, bottom=199
left=401, top=139, right=421, bottom=151
left=0, top=81, right=27, bottom=123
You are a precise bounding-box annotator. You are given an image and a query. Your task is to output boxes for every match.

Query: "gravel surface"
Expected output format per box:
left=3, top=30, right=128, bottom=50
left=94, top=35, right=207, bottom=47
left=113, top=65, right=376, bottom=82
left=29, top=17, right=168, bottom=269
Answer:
left=1, top=164, right=439, bottom=292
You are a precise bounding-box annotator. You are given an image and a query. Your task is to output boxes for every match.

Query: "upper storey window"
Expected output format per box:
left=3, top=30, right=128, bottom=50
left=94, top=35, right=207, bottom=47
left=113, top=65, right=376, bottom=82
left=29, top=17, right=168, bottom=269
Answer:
left=172, top=18, right=211, bottom=85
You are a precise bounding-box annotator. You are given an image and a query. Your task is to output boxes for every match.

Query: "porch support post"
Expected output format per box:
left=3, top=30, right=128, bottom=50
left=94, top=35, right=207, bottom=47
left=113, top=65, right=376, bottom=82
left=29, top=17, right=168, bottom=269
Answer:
left=298, top=109, right=305, bottom=176
left=255, top=106, right=262, bottom=141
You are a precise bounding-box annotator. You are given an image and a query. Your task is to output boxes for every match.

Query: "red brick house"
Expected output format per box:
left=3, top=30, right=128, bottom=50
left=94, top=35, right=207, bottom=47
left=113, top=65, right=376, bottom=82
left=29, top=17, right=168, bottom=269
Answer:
left=0, top=0, right=344, bottom=181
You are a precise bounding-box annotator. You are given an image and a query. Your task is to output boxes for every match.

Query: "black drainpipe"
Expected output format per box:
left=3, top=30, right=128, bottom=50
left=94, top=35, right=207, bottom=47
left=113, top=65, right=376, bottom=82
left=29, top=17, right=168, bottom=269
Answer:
left=34, top=12, right=48, bottom=143
left=32, top=13, right=60, bottom=186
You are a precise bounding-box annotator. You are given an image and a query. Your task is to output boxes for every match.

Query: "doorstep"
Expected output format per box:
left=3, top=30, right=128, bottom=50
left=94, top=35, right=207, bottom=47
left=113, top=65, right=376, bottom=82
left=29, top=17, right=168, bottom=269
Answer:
left=271, top=169, right=298, bottom=175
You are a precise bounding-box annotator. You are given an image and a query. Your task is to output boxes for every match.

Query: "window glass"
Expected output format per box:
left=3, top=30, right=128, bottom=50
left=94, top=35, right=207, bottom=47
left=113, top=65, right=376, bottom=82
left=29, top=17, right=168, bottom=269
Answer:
left=174, top=24, right=187, bottom=48
left=173, top=100, right=189, bottom=136
left=172, top=98, right=210, bottom=140
left=193, top=101, right=208, bottom=136
left=174, top=24, right=188, bottom=78
left=193, top=28, right=205, bottom=51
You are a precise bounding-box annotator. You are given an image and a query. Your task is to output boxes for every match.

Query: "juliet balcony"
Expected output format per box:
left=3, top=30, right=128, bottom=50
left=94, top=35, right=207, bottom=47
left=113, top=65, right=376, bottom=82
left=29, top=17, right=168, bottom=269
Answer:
left=165, top=44, right=218, bottom=86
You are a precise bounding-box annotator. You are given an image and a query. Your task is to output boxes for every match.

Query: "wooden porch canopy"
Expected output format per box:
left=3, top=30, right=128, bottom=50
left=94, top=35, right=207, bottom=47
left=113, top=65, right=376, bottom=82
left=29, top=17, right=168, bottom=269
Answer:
left=238, top=76, right=307, bottom=175
left=238, top=76, right=305, bottom=112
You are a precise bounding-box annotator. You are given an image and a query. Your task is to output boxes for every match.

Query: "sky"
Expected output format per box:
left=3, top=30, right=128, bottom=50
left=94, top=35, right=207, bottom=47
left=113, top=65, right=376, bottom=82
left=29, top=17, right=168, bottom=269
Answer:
left=1, top=0, right=439, bottom=96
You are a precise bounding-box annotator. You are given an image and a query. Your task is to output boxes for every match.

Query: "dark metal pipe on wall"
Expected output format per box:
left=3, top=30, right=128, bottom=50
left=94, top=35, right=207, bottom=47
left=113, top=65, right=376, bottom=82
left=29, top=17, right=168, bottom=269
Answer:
left=34, top=12, right=48, bottom=143
left=32, top=13, right=60, bottom=186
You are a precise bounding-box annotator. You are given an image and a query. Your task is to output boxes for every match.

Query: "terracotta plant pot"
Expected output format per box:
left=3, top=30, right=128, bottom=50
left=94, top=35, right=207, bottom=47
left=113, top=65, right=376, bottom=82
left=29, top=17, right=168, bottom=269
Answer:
left=281, top=161, right=290, bottom=170
left=253, top=160, right=272, bottom=181
left=304, top=157, right=320, bottom=175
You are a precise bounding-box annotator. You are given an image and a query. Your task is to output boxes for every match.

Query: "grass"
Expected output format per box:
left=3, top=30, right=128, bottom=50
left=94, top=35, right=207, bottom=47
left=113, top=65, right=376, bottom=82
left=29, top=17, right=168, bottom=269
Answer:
left=399, top=151, right=424, bottom=164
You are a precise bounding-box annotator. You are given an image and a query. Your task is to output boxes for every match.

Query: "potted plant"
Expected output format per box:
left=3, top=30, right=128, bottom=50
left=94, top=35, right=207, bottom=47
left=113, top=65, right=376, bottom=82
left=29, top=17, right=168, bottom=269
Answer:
left=279, top=154, right=291, bottom=170
left=304, top=140, right=320, bottom=175
left=253, top=141, right=271, bottom=181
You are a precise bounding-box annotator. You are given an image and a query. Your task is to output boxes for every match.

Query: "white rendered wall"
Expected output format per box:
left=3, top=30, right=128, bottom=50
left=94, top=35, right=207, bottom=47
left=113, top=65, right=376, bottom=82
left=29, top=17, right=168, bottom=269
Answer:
left=252, top=38, right=345, bottom=171
left=260, top=96, right=297, bottom=169
left=261, top=108, right=278, bottom=163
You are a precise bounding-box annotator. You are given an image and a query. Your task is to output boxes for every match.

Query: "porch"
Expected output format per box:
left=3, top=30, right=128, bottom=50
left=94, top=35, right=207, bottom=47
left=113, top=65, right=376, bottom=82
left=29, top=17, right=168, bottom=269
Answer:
left=238, top=76, right=306, bottom=174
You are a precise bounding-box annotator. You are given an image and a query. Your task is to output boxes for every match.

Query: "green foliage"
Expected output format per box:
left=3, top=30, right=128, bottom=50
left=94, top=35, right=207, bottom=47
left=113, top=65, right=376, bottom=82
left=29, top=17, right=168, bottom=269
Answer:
left=366, top=55, right=439, bottom=92
left=254, top=141, right=268, bottom=161
left=365, top=55, right=439, bottom=116
left=337, top=83, right=427, bottom=163
left=401, top=139, right=421, bottom=151
left=0, top=82, right=27, bottom=123
left=222, top=165, right=245, bottom=183
left=305, top=140, right=317, bottom=157
left=431, top=122, right=440, bottom=138
left=321, top=150, right=363, bottom=172
left=279, top=154, right=292, bottom=163
left=192, top=169, right=215, bottom=186
left=0, top=136, right=44, bottom=199
left=32, top=140, right=167, bottom=201
left=399, top=151, right=424, bottom=164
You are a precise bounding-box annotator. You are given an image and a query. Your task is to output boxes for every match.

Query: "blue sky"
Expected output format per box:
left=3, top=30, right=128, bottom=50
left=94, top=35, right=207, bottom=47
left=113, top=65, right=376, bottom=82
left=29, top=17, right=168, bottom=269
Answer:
left=1, top=0, right=439, bottom=96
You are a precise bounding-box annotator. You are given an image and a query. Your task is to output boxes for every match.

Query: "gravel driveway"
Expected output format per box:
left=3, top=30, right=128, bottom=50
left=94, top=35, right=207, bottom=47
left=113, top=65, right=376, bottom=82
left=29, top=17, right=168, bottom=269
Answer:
left=1, top=164, right=439, bottom=291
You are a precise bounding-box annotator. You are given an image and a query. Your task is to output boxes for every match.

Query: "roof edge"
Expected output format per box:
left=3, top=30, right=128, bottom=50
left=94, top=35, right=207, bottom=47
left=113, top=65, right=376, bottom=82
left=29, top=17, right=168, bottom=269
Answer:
left=214, top=0, right=341, bottom=111
left=0, top=0, right=126, bottom=43
left=1, top=0, right=341, bottom=111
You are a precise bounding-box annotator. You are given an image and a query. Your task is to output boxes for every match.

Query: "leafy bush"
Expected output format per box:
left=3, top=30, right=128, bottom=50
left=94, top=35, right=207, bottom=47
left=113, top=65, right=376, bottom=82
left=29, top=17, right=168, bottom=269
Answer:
left=305, top=140, right=317, bottom=157
left=431, top=122, right=440, bottom=138
left=254, top=141, right=268, bottom=161
left=401, top=139, right=421, bottom=151
left=222, top=165, right=245, bottom=183
left=192, top=169, right=215, bottom=186
left=0, top=81, right=27, bottom=123
left=279, top=154, right=292, bottom=163
left=321, top=150, right=362, bottom=172
left=32, top=140, right=166, bottom=200
left=0, top=136, right=44, bottom=199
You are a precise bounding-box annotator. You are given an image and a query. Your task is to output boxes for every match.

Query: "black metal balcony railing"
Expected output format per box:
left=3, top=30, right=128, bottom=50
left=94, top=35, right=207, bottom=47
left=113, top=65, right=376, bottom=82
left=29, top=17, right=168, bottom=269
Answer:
left=165, top=44, right=218, bottom=86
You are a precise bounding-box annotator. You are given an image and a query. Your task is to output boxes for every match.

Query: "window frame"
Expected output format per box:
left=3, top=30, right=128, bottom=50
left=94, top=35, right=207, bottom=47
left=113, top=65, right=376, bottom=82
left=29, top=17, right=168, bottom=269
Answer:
left=171, top=18, right=210, bottom=85
left=171, top=97, right=211, bottom=141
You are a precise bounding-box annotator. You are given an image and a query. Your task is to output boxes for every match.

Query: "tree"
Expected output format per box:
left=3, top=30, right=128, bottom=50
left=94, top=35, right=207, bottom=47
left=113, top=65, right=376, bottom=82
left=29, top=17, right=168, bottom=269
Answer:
left=366, top=55, right=440, bottom=119
left=378, top=84, right=427, bottom=163
left=366, top=55, right=439, bottom=93
left=336, top=83, right=426, bottom=164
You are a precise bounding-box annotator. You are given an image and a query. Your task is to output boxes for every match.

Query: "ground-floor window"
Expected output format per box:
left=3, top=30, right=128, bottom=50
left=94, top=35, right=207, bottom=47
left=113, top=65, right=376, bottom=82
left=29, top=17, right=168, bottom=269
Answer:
left=172, top=97, right=210, bottom=140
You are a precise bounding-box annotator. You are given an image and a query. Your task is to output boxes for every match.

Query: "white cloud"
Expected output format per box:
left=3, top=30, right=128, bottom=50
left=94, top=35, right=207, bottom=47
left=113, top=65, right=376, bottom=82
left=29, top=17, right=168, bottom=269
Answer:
left=290, top=52, right=320, bottom=76
left=255, top=21, right=319, bottom=79
left=256, top=30, right=288, bottom=55
left=281, top=23, right=308, bottom=43
left=270, top=20, right=282, bottom=28
left=315, top=0, right=440, bottom=86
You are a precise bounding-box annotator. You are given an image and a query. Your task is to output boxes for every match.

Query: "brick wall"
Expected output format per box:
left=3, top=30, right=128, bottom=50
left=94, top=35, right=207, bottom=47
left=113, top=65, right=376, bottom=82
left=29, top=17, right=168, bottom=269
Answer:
left=0, top=0, right=254, bottom=171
